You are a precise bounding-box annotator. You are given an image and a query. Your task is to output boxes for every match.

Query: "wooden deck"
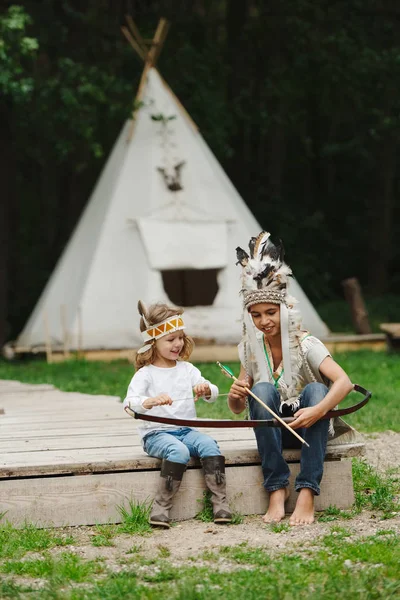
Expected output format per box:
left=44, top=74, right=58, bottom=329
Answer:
left=0, top=380, right=365, bottom=528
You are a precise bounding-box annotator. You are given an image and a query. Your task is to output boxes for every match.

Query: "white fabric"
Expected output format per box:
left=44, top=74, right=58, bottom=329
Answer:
left=238, top=333, right=331, bottom=402
left=137, top=220, right=228, bottom=270
left=244, top=310, right=269, bottom=382
left=280, top=303, right=292, bottom=385
left=123, top=361, right=218, bottom=441
left=15, top=67, right=330, bottom=352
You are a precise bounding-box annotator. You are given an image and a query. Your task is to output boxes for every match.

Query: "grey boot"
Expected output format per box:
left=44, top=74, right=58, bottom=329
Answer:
left=149, top=460, right=186, bottom=528
left=202, top=455, right=232, bottom=524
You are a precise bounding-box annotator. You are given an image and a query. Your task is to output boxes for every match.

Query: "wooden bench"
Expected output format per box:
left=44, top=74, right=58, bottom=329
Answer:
left=380, top=323, right=400, bottom=352
left=0, top=381, right=365, bottom=527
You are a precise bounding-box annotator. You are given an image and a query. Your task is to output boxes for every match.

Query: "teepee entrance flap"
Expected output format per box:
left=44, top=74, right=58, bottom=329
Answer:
left=137, top=218, right=228, bottom=270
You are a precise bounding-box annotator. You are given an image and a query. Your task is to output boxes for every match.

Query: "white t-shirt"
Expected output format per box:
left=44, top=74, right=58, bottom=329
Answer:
left=123, top=361, right=218, bottom=441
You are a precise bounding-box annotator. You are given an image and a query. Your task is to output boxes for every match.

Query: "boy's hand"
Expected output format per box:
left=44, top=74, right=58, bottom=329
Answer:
left=291, top=406, right=324, bottom=429
left=143, top=394, right=173, bottom=409
left=228, top=377, right=249, bottom=401
left=193, top=383, right=211, bottom=401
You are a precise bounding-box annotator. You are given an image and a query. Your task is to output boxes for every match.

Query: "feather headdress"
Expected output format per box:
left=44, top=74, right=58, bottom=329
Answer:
left=236, top=231, right=304, bottom=401
left=236, top=231, right=293, bottom=308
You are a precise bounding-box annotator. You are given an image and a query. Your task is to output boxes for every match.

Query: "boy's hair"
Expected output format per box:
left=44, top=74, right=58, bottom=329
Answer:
left=135, top=303, right=194, bottom=370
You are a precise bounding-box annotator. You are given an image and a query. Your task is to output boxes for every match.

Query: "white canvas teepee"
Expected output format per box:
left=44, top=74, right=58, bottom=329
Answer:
left=15, top=22, right=329, bottom=354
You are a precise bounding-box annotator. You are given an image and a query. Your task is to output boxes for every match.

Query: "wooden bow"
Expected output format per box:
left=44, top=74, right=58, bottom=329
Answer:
left=125, top=384, right=371, bottom=429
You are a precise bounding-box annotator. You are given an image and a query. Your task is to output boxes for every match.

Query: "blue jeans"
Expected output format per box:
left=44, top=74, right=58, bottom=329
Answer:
left=249, top=382, right=330, bottom=495
left=143, top=427, right=221, bottom=465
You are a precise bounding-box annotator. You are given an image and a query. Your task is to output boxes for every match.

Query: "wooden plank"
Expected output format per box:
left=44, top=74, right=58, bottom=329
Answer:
left=0, top=430, right=258, bottom=450
left=324, top=340, right=386, bottom=353
left=0, top=416, right=127, bottom=426
left=0, top=425, right=141, bottom=440
left=0, top=461, right=355, bottom=528
left=379, top=323, right=400, bottom=337
left=1, top=437, right=364, bottom=464
left=1, top=411, right=120, bottom=420
left=0, top=443, right=365, bottom=478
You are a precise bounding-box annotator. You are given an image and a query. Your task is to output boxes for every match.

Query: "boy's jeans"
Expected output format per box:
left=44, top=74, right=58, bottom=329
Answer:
left=249, top=382, right=330, bottom=495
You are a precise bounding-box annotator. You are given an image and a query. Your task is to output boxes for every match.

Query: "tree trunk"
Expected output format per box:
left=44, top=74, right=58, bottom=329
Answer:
left=342, top=277, right=372, bottom=334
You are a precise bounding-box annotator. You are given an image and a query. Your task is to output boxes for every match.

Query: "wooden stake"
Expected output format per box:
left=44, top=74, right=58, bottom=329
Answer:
left=217, top=362, right=309, bottom=447
left=43, top=311, right=53, bottom=364
left=122, top=17, right=171, bottom=142
left=60, top=305, right=70, bottom=358
left=342, top=277, right=372, bottom=334
left=77, top=306, right=83, bottom=357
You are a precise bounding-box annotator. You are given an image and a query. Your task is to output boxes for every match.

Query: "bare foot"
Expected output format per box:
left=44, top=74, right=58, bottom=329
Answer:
left=289, top=488, right=315, bottom=526
left=262, top=488, right=290, bottom=523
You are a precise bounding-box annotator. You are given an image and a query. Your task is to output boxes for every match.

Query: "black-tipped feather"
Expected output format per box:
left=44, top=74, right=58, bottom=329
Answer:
left=248, top=237, right=257, bottom=258
left=236, top=246, right=249, bottom=266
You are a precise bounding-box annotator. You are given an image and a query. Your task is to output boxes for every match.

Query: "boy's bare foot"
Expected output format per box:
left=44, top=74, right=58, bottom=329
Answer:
left=289, top=488, right=315, bottom=526
left=262, top=488, right=290, bottom=523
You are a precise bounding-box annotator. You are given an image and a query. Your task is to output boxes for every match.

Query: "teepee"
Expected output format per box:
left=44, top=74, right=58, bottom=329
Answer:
left=13, top=18, right=329, bottom=356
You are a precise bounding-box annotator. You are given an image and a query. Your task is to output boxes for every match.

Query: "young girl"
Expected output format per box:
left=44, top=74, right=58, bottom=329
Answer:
left=228, top=232, right=354, bottom=526
left=123, top=301, right=232, bottom=528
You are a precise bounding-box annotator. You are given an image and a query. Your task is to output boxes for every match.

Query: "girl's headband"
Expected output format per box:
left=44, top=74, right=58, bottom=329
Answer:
left=137, top=315, right=185, bottom=354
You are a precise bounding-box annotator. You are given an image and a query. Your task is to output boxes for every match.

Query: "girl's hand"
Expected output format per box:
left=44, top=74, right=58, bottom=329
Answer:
left=143, top=394, right=173, bottom=409
left=291, top=406, right=324, bottom=429
left=193, top=383, right=211, bottom=401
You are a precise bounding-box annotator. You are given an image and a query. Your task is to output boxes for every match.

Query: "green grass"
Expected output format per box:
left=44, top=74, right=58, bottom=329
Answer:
left=0, top=552, right=104, bottom=582
left=0, top=522, right=75, bottom=560
left=353, top=459, right=400, bottom=517
left=0, top=580, right=30, bottom=599
left=195, top=490, right=243, bottom=525
left=269, top=522, right=290, bottom=533
left=116, top=499, right=153, bottom=535
left=0, top=524, right=399, bottom=599
left=91, top=524, right=116, bottom=547
left=0, top=356, right=132, bottom=398
left=195, top=490, right=215, bottom=523
left=1, top=350, right=399, bottom=432
left=318, top=505, right=353, bottom=522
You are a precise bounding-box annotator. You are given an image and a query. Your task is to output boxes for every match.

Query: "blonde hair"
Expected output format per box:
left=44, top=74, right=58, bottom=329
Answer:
left=135, top=302, right=194, bottom=370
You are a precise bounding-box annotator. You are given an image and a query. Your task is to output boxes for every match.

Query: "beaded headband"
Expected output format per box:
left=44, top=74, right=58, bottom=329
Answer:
left=243, top=289, right=287, bottom=309
left=137, top=315, right=185, bottom=354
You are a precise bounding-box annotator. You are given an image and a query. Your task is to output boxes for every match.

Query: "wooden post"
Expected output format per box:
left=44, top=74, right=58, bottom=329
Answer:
left=77, top=306, right=83, bottom=357
left=43, top=311, right=53, bottom=363
left=341, top=278, right=372, bottom=334
left=60, top=305, right=70, bottom=359
left=379, top=323, right=400, bottom=353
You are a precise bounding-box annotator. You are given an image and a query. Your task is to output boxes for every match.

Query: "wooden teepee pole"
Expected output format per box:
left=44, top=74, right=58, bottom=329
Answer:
left=125, top=18, right=170, bottom=142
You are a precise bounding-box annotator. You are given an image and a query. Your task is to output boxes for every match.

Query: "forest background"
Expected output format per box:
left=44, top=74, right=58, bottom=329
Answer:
left=1, top=0, right=400, bottom=347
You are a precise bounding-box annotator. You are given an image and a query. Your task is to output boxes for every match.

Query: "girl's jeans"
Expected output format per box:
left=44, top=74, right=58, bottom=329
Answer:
left=249, top=382, right=330, bottom=495
left=143, top=427, right=221, bottom=465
